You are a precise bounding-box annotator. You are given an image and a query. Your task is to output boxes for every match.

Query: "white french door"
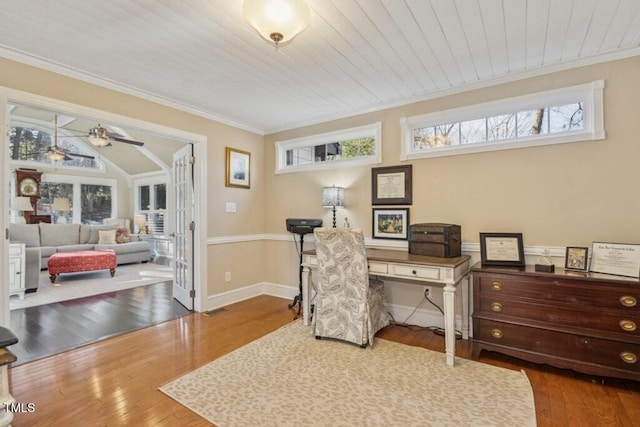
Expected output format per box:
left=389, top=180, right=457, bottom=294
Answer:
left=171, top=144, right=194, bottom=310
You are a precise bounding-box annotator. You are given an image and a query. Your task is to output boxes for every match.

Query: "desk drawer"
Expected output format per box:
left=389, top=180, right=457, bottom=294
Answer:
left=368, top=262, right=388, bottom=274
left=392, top=264, right=440, bottom=280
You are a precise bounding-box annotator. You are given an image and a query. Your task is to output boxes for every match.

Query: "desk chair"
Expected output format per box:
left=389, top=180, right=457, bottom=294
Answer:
left=313, top=228, right=389, bottom=347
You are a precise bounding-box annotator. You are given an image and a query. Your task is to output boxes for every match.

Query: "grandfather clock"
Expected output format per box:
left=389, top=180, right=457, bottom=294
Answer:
left=15, top=168, right=42, bottom=224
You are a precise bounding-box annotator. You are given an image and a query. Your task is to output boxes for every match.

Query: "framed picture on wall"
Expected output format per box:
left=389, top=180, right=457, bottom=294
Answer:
left=371, top=165, right=412, bottom=205
left=225, top=147, right=251, bottom=189
left=372, top=208, right=409, bottom=240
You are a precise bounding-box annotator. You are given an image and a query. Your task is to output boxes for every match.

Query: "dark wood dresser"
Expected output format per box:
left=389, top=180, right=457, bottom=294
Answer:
left=471, top=262, right=640, bottom=381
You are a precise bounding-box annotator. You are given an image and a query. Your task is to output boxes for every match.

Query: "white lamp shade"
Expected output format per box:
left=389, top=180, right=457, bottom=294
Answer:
left=322, top=186, right=345, bottom=208
left=243, top=0, right=311, bottom=45
left=52, top=197, right=70, bottom=211
left=12, top=196, right=34, bottom=212
left=134, top=214, right=147, bottom=226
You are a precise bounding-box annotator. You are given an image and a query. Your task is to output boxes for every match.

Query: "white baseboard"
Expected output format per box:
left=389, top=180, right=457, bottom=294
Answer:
left=205, top=283, right=465, bottom=333
left=205, top=282, right=298, bottom=310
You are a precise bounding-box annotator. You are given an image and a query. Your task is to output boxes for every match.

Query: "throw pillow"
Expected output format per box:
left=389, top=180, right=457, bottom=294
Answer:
left=115, top=228, right=130, bottom=244
left=98, top=229, right=117, bottom=245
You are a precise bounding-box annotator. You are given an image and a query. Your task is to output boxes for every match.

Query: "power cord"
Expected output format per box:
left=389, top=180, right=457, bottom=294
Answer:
left=389, top=288, right=462, bottom=339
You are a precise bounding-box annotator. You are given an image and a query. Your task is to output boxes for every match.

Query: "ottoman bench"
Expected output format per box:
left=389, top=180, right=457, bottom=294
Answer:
left=48, top=250, right=117, bottom=283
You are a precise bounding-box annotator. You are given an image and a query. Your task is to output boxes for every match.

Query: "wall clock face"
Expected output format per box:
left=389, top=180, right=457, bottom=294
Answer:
left=19, top=178, right=38, bottom=196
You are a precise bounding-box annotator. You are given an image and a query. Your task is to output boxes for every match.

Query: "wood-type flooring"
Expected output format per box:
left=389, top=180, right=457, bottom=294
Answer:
left=8, top=295, right=640, bottom=426
left=9, top=281, right=190, bottom=366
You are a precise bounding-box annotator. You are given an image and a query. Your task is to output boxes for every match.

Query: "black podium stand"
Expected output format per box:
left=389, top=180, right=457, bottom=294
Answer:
left=285, top=219, right=322, bottom=319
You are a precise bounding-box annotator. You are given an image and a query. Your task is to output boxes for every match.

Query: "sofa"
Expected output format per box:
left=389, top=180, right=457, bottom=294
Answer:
left=9, top=223, right=151, bottom=293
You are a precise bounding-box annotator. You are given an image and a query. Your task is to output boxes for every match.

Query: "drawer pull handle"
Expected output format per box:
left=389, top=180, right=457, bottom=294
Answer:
left=491, top=302, right=503, bottom=312
left=491, top=281, right=502, bottom=291
left=490, top=329, right=503, bottom=339
left=412, top=270, right=417, bottom=275
left=620, top=352, right=637, bottom=364
left=620, top=296, right=637, bottom=307
left=620, top=320, right=637, bottom=332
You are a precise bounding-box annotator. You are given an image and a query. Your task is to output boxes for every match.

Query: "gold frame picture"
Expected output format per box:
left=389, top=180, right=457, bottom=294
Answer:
left=225, top=147, right=251, bottom=189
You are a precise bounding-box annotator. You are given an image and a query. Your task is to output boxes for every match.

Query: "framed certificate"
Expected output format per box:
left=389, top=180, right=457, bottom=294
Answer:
left=590, top=242, right=640, bottom=278
left=479, top=232, right=525, bottom=267
left=371, top=165, right=412, bottom=205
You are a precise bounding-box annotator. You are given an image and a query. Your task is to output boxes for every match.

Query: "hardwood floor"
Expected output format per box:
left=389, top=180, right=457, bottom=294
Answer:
left=8, top=295, right=640, bottom=426
left=10, top=281, right=191, bottom=366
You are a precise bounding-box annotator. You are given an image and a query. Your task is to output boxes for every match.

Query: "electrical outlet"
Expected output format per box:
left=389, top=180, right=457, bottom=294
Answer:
left=423, top=286, right=432, bottom=297
left=225, top=271, right=231, bottom=282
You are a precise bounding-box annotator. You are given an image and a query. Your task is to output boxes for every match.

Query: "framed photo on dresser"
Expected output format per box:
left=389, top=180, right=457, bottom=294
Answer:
left=565, top=246, right=589, bottom=272
left=589, top=242, right=640, bottom=278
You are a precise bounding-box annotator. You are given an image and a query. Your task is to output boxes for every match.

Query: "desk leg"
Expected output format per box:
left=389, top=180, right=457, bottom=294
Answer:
left=442, top=283, right=456, bottom=366
left=302, top=264, right=311, bottom=326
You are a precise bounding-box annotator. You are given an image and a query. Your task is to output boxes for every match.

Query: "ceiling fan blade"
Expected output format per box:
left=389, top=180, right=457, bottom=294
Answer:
left=67, top=152, right=95, bottom=160
left=108, top=136, right=144, bottom=146
left=63, top=155, right=73, bottom=161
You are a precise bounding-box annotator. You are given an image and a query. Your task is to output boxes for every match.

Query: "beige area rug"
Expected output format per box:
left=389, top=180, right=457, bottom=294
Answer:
left=160, top=321, right=537, bottom=427
left=10, top=262, right=173, bottom=310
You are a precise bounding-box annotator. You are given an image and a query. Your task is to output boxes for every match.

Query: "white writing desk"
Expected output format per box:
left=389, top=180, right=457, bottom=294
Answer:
left=301, top=248, right=471, bottom=366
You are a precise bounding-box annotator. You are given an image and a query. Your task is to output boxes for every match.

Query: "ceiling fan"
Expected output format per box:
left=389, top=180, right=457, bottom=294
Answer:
left=43, top=115, right=96, bottom=162
left=86, top=125, right=144, bottom=147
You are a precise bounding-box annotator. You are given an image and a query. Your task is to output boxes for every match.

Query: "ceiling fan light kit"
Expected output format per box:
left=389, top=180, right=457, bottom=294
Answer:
left=88, top=125, right=111, bottom=147
left=243, top=0, right=311, bottom=46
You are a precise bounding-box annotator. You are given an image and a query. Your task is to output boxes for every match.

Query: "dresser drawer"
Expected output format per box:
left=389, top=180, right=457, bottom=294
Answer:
left=477, top=295, right=640, bottom=337
left=474, top=318, right=640, bottom=373
left=476, top=274, right=640, bottom=311
left=392, top=264, right=440, bottom=280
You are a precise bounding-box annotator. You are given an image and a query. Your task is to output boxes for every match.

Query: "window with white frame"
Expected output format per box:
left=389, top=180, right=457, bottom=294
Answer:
left=275, top=122, right=382, bottom=173
left=134, top=177, right=167, bottom=236
left=26, top=174, right=117, bottom=224
left=401, top=81, right=604, bottom=160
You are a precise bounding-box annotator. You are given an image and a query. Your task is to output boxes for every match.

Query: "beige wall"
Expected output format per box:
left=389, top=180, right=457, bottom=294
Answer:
left=263, top=56, right=640, bottom=290
left=0, top=56, right=266, bottom=298
left=3, top=54, right=639, bottom=307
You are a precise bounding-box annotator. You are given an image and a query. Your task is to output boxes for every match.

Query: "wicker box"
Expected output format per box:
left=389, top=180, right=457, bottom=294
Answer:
left=408, top=223, right=461, bottom=257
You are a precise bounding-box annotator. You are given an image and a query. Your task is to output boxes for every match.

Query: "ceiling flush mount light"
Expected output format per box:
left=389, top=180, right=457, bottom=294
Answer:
left=243, top=0, right=311, bottom=46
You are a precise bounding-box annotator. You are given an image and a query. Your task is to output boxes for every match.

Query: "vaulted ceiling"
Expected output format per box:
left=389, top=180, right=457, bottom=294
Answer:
left=1, top=0, right=639, bottom=135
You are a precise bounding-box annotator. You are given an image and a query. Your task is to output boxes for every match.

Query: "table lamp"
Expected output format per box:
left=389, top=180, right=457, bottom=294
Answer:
left=322, top=185, right=344, bottom=228
left=52, top=197, right=71, bottom=224
left=12, top=196, right=34, bottom=224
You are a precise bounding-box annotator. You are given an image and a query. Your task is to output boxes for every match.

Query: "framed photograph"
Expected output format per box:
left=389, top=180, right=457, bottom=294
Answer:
left=590, top=242, right=640, bottom=278
left=225, top=147, right=251, bottom=189
left=479, top=232, right=525, bottom=267
left=565, top=246, right=589, bottom=271
left=372, top=165, right=412, bottom=205
left=372, top=208, right=409, bottom=240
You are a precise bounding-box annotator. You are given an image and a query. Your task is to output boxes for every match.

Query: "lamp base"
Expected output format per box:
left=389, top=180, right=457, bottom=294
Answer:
left=14, top=216, right=26, bottom=225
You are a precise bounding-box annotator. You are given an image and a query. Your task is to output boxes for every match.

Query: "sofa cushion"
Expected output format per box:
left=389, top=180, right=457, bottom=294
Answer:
left=95, top=240, right=150, bottom=255
left=116, top=228, right=130, bottom=243
left=79, top=225, right=93, bottom=244
left=56, top=244, right=95, bottom=253
left=88, top=225, right=118, bottom=244
left=40, top=246, right=57, bottom=258
left=98, top=229, right=117, bottom=245
left=39, top=223, right=80, bottom=247
left=9, top=224, right=40, bottom=247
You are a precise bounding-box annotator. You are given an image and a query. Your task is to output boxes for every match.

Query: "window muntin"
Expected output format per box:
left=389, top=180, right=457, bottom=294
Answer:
left=401, top=81, right=603, bottom=160
left=276, top=122, right=382, bottom=173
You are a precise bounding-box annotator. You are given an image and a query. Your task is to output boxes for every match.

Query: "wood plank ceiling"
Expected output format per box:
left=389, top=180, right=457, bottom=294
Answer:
left=0, top=0, right=639, bottom=135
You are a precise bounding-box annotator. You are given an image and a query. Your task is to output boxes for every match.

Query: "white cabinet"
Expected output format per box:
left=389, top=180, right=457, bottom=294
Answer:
left=9, top=243, right=26, bottom=300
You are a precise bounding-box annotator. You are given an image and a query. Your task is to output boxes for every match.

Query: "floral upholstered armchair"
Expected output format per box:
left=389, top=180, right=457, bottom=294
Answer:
left=312, top=228, right=389, bottom=347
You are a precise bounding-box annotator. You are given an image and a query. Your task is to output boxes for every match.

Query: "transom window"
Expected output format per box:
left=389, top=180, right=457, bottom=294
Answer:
left=276, top=122, right=382, bottom=173
left=401, top=81, right=604, bottom=160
